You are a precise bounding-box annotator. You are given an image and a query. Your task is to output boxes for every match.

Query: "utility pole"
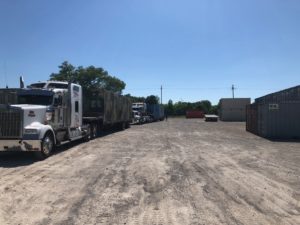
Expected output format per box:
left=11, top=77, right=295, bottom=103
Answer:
left=4, top=61, right=8, bottom=88
left=232, top=84, right=236, bottom=98
left=160, top=85, right=163, bottom=104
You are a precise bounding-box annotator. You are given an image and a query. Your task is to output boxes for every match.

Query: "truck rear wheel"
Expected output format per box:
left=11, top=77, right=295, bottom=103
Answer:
left=84, top=125, right=91, bottom=142
left=120, top=122, right=126, bottom=130
left=92, top=124, right=97, bottom=138
left=87, top=124, right=97, bottom=139
left=36, top=133, right=54, bottom=159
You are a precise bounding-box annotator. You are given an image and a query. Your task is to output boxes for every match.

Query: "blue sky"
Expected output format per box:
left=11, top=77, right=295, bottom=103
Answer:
left=0, top=0, right=300, bottom=104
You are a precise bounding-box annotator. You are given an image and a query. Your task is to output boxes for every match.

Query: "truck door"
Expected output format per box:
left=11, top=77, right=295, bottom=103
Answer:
left=53, top=93, right=64, bottom=128
left=70, top=84, right=82, bottom=128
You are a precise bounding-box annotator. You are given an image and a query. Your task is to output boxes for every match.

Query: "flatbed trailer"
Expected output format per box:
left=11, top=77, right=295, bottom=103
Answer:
left=205, top=115, right=219, bottom=122
left=83, top=88, right=131, bottom=133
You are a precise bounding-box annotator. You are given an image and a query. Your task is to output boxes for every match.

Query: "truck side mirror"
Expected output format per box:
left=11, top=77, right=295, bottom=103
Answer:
left=54, top=96, right=62, bottom=107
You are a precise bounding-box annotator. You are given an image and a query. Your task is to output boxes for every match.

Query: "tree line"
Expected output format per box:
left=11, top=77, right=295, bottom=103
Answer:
left=164, top=100, right=219, bottom=116
left=50, top=61, right=219, bottom=116
left=50, top=61, right=125, bottom=93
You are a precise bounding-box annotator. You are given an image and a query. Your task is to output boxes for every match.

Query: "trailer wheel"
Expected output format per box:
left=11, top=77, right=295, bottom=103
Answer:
left=84, top=125, right=91, bottom=142
left=120, top=122, right=126, bottom=130
left=92, top=124, right=97, bottom=138
left=125, top=122, right=130, bottom=129
left=36, top=132, right=54, bottom=159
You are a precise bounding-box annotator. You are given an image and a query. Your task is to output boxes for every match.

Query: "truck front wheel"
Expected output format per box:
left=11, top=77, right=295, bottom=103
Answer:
left=36, top=133, right=54, bottom=159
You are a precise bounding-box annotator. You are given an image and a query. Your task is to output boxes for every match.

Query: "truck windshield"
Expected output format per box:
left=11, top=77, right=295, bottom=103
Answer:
left=30, top=83, right=46, bottom=88
left=18, top=95, right=53, bottom=106
left=132, top=107, right=143, bottom=111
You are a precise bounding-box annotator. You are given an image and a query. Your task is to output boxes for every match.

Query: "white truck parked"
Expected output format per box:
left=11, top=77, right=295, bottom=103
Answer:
left=0, top=81, right=131, bottom=159
left=131, top=102, right=164, bottom=124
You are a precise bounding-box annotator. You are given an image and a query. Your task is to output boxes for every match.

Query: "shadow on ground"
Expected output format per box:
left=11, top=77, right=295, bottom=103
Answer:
left=0, top=152, right=38, bottom=168
left=267, top=138, right=300, bottom=143
left=0, top=128, right=124, bottom=168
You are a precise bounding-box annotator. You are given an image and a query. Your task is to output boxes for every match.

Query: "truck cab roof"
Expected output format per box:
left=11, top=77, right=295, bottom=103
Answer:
left=29, top=81, right=69, bottom=92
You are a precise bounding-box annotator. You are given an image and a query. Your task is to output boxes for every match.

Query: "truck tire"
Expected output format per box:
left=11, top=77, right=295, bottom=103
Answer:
left=120, top=122, right=126, bottom=130
left=92, top=124, right=97, bottom=138
left=84, top=125, right=91, bottom=142
left=125, top=122, right=130, bottom=129
left=36, top=132, right=54, bottom=159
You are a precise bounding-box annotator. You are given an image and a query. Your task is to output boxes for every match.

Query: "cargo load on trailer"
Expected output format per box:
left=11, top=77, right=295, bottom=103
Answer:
left=83, top=88, right=131, bottom=131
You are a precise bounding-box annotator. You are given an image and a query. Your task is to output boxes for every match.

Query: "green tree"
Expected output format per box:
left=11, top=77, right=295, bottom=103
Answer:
left=50, top=61, right=126, bottom=93
left=200, top=100, right=212, bottom=113
left=209, top=105, right=219, bottom=115
left=173, top=101, right=190, bottom=115
left=145, top=95, right=160, bottom=105
left=50, top=61, right=77, bottom=82
left=166, top=99, right=174, bottom=115
left=164, top=99, right=214, bottom=116
left=124, top=94, right=145, bottom=103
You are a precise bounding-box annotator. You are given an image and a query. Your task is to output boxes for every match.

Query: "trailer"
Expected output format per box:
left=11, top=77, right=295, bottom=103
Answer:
left=205, top=114, right=218, bottom=122
left=83, top=88, right=131, bottom=135
left=131, top=102, right=164, bottom=124
left=0, top=81, right=131, bottom=159
left=147, top=104, right=164, bottom=121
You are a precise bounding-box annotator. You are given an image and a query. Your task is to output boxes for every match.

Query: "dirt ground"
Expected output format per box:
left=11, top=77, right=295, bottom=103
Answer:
left=0, top=118, right=299, bottom=225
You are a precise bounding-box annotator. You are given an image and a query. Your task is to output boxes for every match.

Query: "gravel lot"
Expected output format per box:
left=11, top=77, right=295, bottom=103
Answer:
left=0, top=118, right=299, bottom=225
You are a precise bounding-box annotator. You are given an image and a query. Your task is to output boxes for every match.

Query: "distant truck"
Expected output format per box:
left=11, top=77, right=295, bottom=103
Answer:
left=132, top=102, right=164, bottom=124
left=0, top=81, right=131, bottom=159
left=132, top=103, right=148, bottom=124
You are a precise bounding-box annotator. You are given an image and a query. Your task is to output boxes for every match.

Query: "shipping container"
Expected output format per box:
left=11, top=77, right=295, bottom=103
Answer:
left=257, top=102, right=300, bottom=139
left=246, top=104, right=258, bottom=135
left=186, top=110, right=204, bottom=119
left=247, top=85, right=300, bottom=139
left=255, top=85, right=300, bottom=104
left=219, top=98, right=251, bottom=121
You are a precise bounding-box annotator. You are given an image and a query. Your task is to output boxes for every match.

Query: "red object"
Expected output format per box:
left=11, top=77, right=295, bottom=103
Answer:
left=186, top=110, right=204, bottom=118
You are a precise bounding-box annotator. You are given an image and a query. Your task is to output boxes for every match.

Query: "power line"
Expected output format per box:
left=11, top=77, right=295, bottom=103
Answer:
left=125, top=86, right=283, bottom=91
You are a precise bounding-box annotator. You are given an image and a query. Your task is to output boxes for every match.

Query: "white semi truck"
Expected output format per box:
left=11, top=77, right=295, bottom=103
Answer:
left=132, top=102, right=164, bottom=124
left=0, top=81, right=131, bottom=159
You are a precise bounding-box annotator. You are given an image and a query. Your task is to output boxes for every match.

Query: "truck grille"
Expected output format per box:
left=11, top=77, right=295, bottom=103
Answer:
left=0, top=108, right=23, bottom=138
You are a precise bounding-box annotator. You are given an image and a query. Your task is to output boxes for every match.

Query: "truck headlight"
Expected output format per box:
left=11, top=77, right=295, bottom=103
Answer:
left=45, top=112, right=53, bottom=121
left=24, top=129, right=39, bottom=134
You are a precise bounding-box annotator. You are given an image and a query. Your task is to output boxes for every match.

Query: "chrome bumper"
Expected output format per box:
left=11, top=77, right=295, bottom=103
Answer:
left=0, top=139, right=41, bottom=152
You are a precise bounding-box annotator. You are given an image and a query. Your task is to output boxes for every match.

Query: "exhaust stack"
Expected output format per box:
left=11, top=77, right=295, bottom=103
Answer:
left=20, top=76, right=24, bottom=88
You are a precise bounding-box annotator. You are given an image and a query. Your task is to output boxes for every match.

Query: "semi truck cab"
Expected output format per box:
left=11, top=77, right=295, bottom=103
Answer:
left=0, top=81, right=88, bottom=158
